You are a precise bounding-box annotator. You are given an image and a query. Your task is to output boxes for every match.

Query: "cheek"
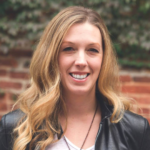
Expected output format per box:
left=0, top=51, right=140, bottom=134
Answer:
left=94, top=64, right=102, bottom=75
left=58, top=55, right=72, bottom=74
left=91, top=57, right=103, bottom=73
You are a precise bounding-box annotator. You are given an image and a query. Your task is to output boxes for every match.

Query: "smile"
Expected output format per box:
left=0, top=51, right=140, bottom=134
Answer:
left=70, top=73, right=89, bottom=80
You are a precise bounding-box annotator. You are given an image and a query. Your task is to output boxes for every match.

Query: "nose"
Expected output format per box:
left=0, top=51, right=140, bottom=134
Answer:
left=74, top=50, right=87, bottom=67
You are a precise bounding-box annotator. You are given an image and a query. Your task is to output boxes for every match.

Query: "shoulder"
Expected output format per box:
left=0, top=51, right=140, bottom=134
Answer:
left=0, top=109, right=25, bottom=129
left=0, top=109, right=25, bottom=150
left=120, top=111, right=150, bottom=150
left=122, top=110, right=149, bottom=132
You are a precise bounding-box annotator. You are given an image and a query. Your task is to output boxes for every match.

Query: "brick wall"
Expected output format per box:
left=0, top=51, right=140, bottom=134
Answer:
left=0, top=49, right=150, bottom=123
left=120, top=70, right=150, bottom=123
left=0, top=49, right=32, bottom=119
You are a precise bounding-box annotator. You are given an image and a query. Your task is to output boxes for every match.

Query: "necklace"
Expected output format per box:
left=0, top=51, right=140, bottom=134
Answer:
left=64, top=105, right=98, bottom=150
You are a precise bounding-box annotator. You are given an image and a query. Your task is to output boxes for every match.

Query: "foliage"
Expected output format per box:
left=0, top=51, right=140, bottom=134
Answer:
left=0, top=0, right=150, bottom=68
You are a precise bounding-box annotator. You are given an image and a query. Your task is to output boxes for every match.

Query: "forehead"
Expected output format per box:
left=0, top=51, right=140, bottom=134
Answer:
left=62, top=22, right=102, bottom=44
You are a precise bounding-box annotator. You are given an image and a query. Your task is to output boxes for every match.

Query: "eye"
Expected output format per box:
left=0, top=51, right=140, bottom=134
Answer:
left=63, top=47, right=74, bottom=51
left=89, top=48, right=99, bottom=53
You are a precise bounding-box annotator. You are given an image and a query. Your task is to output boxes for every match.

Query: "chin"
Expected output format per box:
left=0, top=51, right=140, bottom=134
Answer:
left=69, top=87, right=94, bottom=96
left=72, top=90, right=88, bottom=95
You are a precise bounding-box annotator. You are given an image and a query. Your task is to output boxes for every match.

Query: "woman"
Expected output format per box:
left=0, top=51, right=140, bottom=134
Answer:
left=0, top=6, right=150, bottom=150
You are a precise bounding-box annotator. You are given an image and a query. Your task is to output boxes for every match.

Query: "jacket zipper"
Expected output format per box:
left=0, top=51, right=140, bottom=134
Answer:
left=94, top=123, right=102, bottom=150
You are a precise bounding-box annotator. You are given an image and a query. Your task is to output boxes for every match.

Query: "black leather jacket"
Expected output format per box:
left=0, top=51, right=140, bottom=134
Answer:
left=0, top=100, right=150, bottom=150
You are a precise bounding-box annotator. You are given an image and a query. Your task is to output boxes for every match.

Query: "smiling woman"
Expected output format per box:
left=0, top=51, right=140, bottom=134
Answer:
left=0, top=6, right=150, bottom=150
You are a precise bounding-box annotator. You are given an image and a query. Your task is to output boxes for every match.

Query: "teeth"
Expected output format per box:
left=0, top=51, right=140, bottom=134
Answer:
left=71, top=74, right=88, bottom=79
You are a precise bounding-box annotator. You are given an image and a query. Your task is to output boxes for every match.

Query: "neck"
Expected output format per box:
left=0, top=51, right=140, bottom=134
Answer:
left=61, top=90, right=97, bottom=117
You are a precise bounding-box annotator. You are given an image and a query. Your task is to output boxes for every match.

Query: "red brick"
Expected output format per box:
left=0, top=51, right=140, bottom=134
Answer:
left=0, top=69, right=7, bottom=76
left=10, top=49, right=33, bottom=57
left=133, top=76, right=150, bottom=82
left=0, top=81, right=22, bottom=89
left=128, top=94, right=150, bottom=104
left=0, top=101, right=7, bottom=111
left=9, top=71, right=29, bottom=79
left=136, top=96, right=150, bottom=104
left=141, top=108, right=150, bottom=114
left=119, top=75, right=132, bottom=82
left=121, top=84, right=150, bottom=94
left=0, top=58, right=18, bottom=68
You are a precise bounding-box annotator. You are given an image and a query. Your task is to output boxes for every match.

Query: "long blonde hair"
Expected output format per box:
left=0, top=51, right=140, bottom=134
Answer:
left=13, top=6, right=130, bottom=150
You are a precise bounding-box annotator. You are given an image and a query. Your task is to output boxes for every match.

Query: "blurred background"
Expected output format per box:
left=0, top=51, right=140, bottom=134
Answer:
left=0, top=0, right=150, bottom=122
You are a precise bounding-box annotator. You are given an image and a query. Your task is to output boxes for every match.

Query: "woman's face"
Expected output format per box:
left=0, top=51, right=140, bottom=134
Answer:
left=58, top=22, right=103, bottom=96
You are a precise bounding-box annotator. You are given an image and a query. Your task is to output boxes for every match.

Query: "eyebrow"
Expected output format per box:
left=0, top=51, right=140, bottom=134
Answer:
left=61, top=41, right=74, bottom=44
left=88, top=43, right=101, bottom=48
left=62, top=41, right=101, bottom=47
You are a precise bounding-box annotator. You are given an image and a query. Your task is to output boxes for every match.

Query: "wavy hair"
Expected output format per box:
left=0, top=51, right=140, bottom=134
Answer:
left=13, top=6, right=130, bottom=150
